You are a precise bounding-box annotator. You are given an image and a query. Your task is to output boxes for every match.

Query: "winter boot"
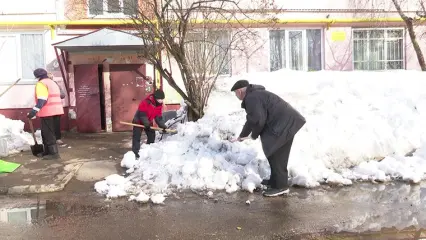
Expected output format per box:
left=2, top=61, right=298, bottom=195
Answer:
left=42, top=144, right=61, bottom=160
left=57, top=139, right=67, bottom=147
left=261, top=179, right=271, bottom=186
left=262, top=188, right=290, bottom=197
left=37, top=144, right=49, bottom=158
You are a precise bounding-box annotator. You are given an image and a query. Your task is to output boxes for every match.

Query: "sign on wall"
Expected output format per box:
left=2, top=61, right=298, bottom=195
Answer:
left=331, top=31, right=346, bottom=42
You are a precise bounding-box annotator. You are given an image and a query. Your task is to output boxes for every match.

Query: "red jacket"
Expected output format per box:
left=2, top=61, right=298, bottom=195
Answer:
left=134, top=94, right=165, bottom=127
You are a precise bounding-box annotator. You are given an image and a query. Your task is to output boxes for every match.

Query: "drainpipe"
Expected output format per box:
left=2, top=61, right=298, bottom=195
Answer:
left=49, top=25, right=55, bottom=40
left=54, top=46, right=71, bottom=130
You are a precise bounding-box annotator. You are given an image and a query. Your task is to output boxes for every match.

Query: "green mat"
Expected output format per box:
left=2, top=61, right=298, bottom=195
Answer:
left=0, top=160, right=21, bottom=173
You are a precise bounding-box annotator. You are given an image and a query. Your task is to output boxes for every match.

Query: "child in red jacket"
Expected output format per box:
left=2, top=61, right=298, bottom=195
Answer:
left=132, top=89, right=167, bottom=159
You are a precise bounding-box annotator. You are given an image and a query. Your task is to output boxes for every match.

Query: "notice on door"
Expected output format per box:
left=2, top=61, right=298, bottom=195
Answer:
left=76, top=85, right=91, bottom=98
left=331, top=31, right=346, bottom=42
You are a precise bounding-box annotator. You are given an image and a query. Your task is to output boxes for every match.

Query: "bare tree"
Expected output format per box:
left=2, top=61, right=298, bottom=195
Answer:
left=350, top=0, right=426, bottom=70
left=84, top=0, right=275, bottom=120
left=391, top=0, right=426, bottom=70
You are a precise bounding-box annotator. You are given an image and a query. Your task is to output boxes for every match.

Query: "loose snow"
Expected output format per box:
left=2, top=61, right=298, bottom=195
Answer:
left=0, top=114, right=41, bottom=156
left=95, top=69, right=426, bottom=203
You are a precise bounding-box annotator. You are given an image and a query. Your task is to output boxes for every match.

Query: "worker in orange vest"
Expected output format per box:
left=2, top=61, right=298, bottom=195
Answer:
left=27, top=68, right=64, bottom=160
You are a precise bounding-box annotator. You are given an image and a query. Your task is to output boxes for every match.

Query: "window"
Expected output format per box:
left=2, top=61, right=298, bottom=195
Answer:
left=269, top=30, right=285, bottom=71
left=89, top=0, right=138, bottom=16
left=185, top=30, right=231, bottom=76
left=21, top=34, right=45, bottom=79
left=353, top=29, right=404, bottom=70
left=0, top=33, right=45, bottom=83
left=269, top=29, right=322, bottom=72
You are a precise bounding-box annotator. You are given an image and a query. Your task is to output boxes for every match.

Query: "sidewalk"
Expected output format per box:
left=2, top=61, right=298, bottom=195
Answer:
left=0, top=132, right=132, bottom=195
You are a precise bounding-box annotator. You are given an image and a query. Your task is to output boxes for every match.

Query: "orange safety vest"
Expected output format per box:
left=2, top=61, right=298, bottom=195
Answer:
left=34, top=78, right=64, bottom=117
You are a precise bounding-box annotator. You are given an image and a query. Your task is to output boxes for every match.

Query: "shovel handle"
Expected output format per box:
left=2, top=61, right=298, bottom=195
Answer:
left=0, top=78, right=21, bottom=98
left=120, top=121, right=177, bottom=133
left=28, top=119, right=38, bottom=145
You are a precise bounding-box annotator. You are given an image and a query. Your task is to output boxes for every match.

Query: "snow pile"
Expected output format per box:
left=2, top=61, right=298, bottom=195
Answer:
left=0, top=114, right=41, bottom=156
left=95, top=69, right=426, bottom=202
left=121, top=151, right=137, bottom=173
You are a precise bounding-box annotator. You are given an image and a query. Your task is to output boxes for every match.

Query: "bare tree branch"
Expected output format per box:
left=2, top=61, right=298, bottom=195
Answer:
left=73, top=0, right=278, bottom=120
left=391, top=0, right=426, bottom=70
left=349, top=0, right=426, bottom=71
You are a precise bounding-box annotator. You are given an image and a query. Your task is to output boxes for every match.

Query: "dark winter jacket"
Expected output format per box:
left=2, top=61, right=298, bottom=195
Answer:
left=239, top=84, right=306, bottom=157
left=133, top=94, right=167, bottom=129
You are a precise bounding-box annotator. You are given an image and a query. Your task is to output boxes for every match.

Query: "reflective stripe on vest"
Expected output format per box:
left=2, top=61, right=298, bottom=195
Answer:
left=35, top=79, right=65, bottom=117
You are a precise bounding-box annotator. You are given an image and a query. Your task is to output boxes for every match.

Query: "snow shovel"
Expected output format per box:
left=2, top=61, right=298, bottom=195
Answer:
left=120, top=121, right=177, bottom=134
left=28, top=119, right=44, bottom=156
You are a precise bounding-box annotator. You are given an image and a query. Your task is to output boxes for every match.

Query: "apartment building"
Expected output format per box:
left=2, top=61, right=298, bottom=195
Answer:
left=0, top=0, right=424, bottom=133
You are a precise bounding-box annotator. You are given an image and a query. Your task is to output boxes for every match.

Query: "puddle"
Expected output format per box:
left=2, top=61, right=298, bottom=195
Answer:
left=2, top=182, right=426, bottom=239
left=301, top=227, right=426, bottom=240
left=0, top=198, right=110, bottom=225
left=0, top=199, right=46, bottom=225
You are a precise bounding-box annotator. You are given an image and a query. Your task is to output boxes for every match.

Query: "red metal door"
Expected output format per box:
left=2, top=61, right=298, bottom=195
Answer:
left=110, top=64, right=151, bottom=132
left=74, top=64, right=102, bottom=133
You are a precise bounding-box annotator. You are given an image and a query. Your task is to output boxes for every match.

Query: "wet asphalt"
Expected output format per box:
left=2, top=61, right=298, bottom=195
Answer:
left=1, top=180, right=426, bottom=240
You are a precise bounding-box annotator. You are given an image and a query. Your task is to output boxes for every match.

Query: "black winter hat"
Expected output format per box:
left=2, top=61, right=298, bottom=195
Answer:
left=230, top=80, right=249, bottom=91
left=154, top=89, right=165, bottom=99
left=33, top=68, right=48, bottom=79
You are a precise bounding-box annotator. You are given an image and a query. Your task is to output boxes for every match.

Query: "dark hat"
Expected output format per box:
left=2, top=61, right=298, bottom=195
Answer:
left=154, top=89, right=165, bottom=99
left=230, top=80, right=249, bottom=91
left=33, top=68, right=48, bottom=79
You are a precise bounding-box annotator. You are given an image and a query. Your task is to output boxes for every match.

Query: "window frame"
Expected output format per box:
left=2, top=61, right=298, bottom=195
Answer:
left=268, top=28, right=324, bottom=72
left=0, top=31, right=46, bottom=85
left=184, top=29, right=232, bottom=77
left=87, top=0, right=137, bottom=18
left=351, top=27, right=406, bottom=71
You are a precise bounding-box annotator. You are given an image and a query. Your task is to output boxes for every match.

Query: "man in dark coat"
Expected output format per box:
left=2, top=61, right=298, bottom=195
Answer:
left=132, top=89, right=167, bottom=159
left=231, top=80, right=306, bottom=197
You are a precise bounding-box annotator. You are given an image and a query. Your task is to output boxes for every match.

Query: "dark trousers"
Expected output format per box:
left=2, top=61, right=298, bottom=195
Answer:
left=41, top=116, right=57, bottom=148
left=53, top=115, right=61, bottom=140
left=132, top=126, right=155, bottom=157
left=267, top=137, right=294, bottom=189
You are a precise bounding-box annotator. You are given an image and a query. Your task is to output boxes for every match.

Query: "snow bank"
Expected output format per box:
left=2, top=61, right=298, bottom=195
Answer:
left=0, top=114, right=41, bottom=156
left=95, top=69, right=426, bottom=201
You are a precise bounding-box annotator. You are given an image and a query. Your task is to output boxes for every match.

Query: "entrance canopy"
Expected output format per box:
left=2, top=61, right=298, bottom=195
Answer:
left=52, top=28, right=152, bottom=52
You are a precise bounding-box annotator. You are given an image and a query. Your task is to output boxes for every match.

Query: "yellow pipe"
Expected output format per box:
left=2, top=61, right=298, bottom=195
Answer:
left=0, top=17, right=425, bottom=26
left=0, top=20, right=134, bottom=25
left=49, top=25, right=55, bottom=40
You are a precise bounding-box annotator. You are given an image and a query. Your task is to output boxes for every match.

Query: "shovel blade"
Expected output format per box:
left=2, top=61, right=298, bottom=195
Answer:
left=30, top=144, right=44, bottom=157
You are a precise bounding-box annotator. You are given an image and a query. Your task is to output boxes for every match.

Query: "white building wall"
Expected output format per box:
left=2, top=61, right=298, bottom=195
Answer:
left=0, top=31, right=71, bottom=109
left=0, top=0, right=62, bottom=21
left=0, top=0, right=67, bottom=109
left=1, top=0, right=425, bottom=108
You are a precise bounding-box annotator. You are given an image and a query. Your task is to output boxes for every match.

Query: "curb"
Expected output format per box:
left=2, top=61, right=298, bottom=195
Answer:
left=5, top=163, right=83, bottom=195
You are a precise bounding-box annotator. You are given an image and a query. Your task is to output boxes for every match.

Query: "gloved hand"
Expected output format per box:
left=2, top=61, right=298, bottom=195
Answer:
left=162, top=128, right=167, bottom=133
left=27, top=110, right=37, bottom=119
